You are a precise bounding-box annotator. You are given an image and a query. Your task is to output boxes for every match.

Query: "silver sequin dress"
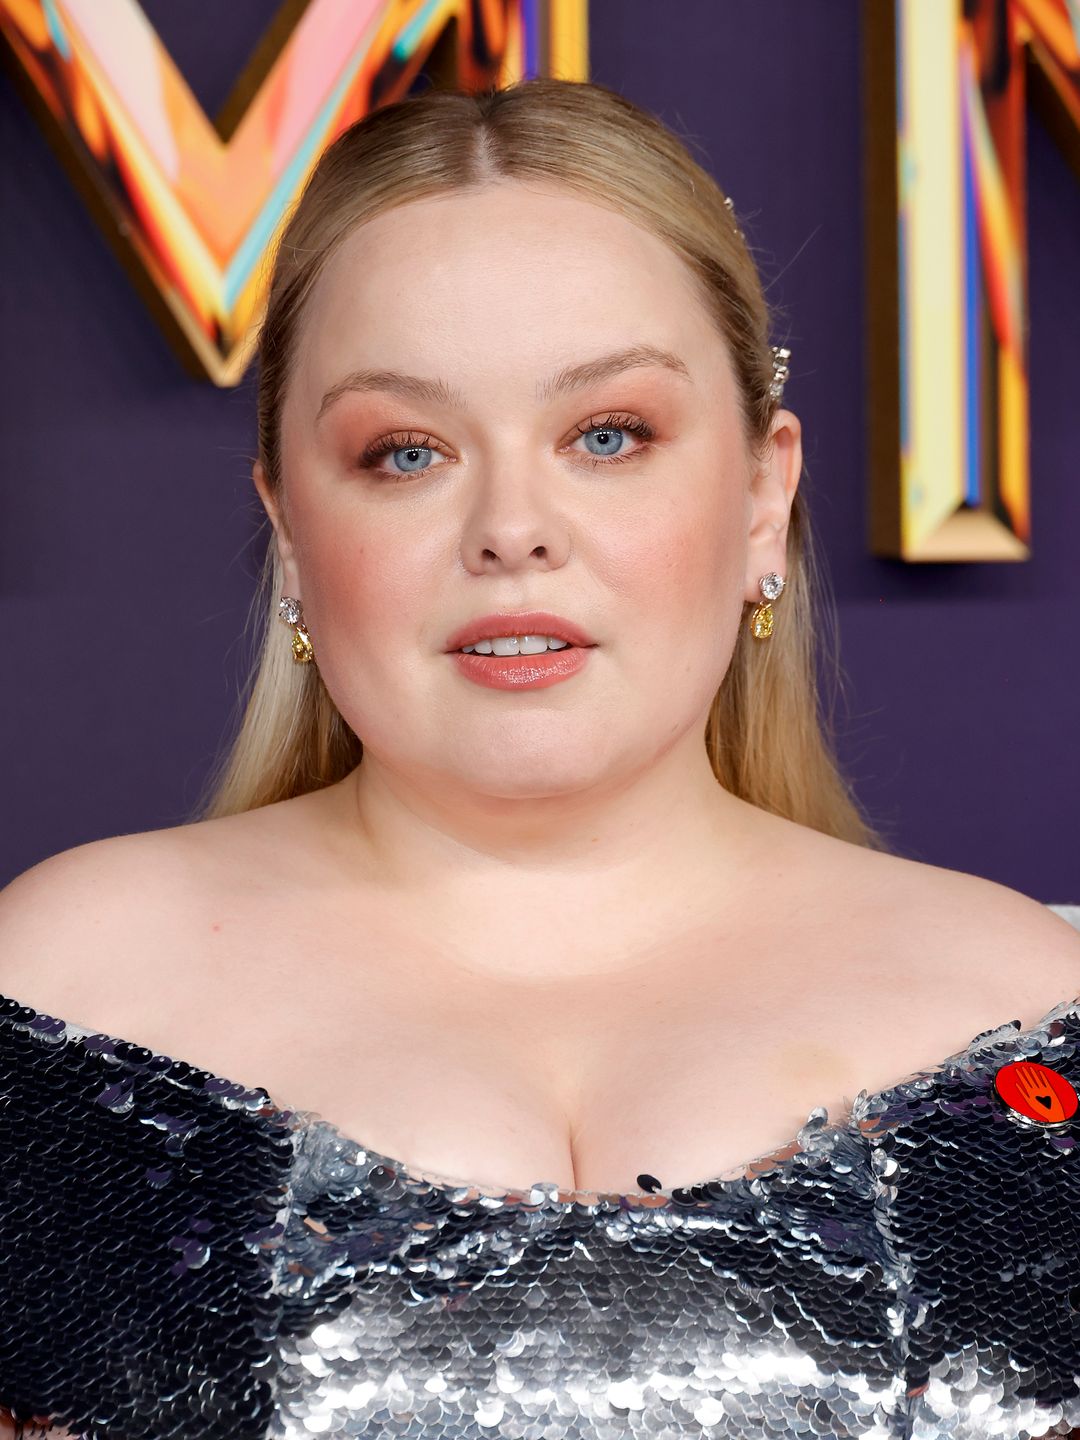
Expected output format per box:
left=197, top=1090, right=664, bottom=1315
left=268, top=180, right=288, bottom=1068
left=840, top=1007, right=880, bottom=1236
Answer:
left=1, top=987, right=1078, bottom=1440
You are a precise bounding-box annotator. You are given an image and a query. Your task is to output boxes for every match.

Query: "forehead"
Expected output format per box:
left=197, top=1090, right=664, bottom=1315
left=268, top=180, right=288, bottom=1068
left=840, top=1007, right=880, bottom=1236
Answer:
left=290, top=182, right=735, bottom=414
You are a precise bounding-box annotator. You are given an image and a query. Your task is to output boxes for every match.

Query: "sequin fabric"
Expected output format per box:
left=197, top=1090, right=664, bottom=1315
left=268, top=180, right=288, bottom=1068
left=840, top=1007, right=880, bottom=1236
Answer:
left=1, top=989, right=1079, bottom=1440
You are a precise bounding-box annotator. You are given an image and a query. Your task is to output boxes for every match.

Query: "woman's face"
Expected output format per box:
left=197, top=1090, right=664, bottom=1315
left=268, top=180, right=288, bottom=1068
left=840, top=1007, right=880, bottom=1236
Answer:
left=257, top=180, right=800, bottom=802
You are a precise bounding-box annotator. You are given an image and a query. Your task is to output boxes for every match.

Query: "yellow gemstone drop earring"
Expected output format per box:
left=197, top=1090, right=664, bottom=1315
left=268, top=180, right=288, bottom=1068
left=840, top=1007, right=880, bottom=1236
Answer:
left=278, top=596, right=315, bottom=664
left=749, top=572, right=785, bottom=640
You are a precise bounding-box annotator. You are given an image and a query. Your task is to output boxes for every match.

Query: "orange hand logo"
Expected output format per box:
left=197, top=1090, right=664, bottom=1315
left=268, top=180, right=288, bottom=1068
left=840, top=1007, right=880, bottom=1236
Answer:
left=994, top=1061, right=1079, bottom=1125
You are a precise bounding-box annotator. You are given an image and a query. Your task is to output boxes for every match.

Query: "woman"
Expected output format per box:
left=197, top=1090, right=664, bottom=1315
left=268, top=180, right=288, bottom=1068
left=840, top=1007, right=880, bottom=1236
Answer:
left=0, top=78, right=1077, bottom=1440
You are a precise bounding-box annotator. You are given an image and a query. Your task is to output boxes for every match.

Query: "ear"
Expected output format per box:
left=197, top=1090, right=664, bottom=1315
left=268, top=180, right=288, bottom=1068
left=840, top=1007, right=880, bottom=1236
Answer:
left=744, top=407, right=802, bottom=601
left=252, top=460, right=302, bottom=598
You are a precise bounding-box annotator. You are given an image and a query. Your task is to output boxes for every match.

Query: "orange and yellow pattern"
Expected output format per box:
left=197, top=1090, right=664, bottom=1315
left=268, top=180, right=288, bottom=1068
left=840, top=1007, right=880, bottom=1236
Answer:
left=0, top=0, right=589, bottom=385
left=869, top=0, right=1079, bottom=560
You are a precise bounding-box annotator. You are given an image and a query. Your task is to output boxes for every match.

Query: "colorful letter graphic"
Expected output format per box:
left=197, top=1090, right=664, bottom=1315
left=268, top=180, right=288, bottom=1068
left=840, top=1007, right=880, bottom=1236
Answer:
left=864, top=0, right=1079, bottom=560
left=0, top=0, right=589, bottom=385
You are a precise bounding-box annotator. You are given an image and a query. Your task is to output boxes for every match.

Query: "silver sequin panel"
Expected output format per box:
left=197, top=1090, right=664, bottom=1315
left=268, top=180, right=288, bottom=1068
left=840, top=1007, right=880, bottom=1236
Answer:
left=265, top=995, right=1080, bottom=1439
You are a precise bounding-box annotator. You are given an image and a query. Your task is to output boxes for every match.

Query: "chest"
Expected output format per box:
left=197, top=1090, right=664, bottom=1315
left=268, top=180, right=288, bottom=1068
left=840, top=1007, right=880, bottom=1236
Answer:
left=140, top=906, right=918, bottom=1197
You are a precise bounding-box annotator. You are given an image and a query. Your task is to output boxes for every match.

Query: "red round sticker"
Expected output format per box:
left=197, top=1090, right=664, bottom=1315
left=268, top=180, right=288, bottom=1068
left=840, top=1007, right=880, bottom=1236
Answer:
left=994, top=1061, right=1078, bottom=1124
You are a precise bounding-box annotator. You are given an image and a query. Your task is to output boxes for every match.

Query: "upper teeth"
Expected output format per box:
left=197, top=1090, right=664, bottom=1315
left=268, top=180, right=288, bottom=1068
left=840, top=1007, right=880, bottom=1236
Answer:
left=461, top=634, right=571, bottom=655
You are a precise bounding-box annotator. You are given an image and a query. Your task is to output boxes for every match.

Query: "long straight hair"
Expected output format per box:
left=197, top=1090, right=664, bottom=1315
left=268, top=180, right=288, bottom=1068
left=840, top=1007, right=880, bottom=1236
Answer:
left=194, top=78, right=891, bottom=852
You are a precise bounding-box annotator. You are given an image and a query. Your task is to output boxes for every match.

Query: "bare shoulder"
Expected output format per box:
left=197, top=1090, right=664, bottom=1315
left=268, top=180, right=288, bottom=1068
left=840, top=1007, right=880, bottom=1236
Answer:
left=803, top=827, right=1080, bottom=1038
left=889, top=851, right=1076, bottom=996
left=0, top=829, right=183, bottom=1010
left=0, top=807, right=288, bottom=1020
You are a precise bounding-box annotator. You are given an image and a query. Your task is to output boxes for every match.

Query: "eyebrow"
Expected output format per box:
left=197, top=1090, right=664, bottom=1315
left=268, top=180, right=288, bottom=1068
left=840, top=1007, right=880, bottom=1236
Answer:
left=315, top=343, right=692, bottom=421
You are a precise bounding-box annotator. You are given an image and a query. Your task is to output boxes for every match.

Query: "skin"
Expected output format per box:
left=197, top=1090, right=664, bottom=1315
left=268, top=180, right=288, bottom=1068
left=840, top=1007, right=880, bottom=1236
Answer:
left=253, top=178, right=803, bottom=982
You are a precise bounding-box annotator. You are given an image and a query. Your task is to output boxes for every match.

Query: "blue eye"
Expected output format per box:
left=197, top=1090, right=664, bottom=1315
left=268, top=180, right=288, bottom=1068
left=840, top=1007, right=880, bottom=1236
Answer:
left=358, top=432, right=445, bottom=480
left=571, top=414, right=655, bottom=465
left=581, top=426, right=626, bottom=457
left=382, top=443, right=433, bottom=474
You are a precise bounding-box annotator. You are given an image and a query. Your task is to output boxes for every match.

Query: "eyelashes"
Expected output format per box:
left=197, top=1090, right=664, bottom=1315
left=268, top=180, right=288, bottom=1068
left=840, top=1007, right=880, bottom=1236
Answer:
left=356, top=411, right=657, bottom=482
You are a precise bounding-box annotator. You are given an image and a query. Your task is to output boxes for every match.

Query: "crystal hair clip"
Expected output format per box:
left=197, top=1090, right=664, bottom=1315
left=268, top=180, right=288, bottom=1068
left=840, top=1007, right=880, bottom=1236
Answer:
left=770, top=346, right=791, bottom=404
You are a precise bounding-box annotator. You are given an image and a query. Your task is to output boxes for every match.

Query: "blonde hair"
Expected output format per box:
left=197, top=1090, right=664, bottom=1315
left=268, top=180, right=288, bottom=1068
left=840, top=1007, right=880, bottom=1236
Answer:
left=194, top=77, right=891, bottom=851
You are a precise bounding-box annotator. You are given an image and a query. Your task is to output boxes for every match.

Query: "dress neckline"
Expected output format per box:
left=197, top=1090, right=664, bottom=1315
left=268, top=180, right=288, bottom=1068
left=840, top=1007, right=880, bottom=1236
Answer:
left=2, top=987, right=1078, bottom=1209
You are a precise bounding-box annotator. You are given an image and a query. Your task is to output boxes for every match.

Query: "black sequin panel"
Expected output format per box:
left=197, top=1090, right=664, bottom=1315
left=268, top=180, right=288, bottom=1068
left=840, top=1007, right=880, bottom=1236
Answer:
left=1, top=990, right=1079, bottom=1439
left=0, top=995, right=296, bottom=1440
left=858, top=1001, right=1080, bottom=1434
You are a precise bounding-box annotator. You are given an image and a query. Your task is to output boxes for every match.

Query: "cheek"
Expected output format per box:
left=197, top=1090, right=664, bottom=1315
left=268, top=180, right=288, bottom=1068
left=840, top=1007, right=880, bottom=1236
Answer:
left=303, top=536, right=411, bottom=634
left=290, top=499, right=444, bottom=650
left=606, top=505, right=742, bottom=621
left=291, top=518, right=365, bottom=617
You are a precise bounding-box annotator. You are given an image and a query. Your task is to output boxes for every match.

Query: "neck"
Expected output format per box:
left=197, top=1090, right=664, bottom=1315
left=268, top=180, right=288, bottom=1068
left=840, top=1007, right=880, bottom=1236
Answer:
left=314, top=738, right=769, bottom=981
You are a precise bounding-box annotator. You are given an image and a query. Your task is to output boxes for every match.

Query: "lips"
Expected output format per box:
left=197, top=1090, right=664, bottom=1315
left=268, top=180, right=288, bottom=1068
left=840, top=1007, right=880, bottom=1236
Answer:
left=444, top=611, right=597, bottom=652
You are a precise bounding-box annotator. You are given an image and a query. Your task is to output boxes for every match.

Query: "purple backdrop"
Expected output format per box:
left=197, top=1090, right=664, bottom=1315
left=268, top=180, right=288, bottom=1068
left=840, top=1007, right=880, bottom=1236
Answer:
left=2, top=1, right=1078, bottom=899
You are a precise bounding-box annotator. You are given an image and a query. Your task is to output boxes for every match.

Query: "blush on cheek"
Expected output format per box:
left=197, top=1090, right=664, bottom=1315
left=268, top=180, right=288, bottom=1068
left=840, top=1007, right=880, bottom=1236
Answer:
left=635, top=518, right=743, bottom=641
left=302, top=533, right=434, bottom=657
